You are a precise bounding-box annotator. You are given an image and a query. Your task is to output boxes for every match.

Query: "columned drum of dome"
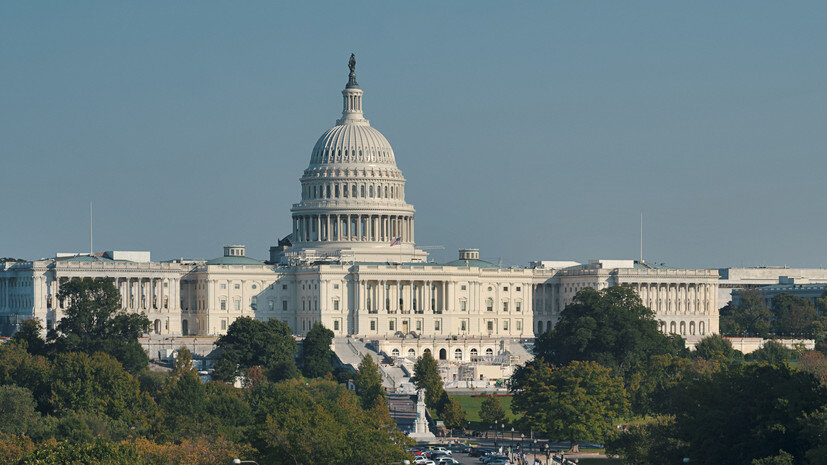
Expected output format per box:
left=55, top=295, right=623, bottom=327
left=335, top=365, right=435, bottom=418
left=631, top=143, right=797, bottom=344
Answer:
left=288, top=56, right=428, bottom=264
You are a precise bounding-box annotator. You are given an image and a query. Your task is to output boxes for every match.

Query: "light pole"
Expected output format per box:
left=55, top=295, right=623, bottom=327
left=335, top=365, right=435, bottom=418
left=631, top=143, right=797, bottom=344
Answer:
left=232, top=460, right=259, bottom=465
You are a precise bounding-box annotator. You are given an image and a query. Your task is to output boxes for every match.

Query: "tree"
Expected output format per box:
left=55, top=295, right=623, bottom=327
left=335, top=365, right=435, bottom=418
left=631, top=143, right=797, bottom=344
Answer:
left=798, top=351, right=826, bottom=385
left=658, top=363, right=826, bottom=465
left=535, top=287, right=685, bottom=376
left=511, top=360, right=629, bottom=443
left=748, top=341, right=797, bottom=364
left=49, top=277, right=150, bottom=374
left=479, top=394, right=506, bottom=428
left=771, top=294, right=821, bottom=338
left=720, top=289, right=773, bottom=337
left=693, top=334, right=742, bottom=362
left=413, top=350, right=445, bottom=410
left=250, top=378, right=410, bottom=465
left=49, top=352, right=154, bottom=423
left=0, top=385, right=41, bottom=435
left=0, top=343, right=52, bottom=413
left=439, top=393, right=466, bottom=430
left=11, top=319, right=46, bottom=356
left=212, top=317, right=298, bottom=382
left=300, top=322, right=334, bottom=378
left=16, top=439, right=150, bottom=465
left=354, top=355, right=386, bottom=410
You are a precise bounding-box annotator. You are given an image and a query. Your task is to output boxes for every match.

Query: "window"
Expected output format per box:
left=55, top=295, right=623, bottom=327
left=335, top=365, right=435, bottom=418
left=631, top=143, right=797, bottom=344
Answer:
left=515, top=302, right=521, bottom=312
left=485, top=348, right=494, bottom=356
left=435, top=320, right=441, bottom=331
left=516, top=320, right=522, bottom=331
left=220, top=284, right=227, bottom=289
left=333, top=300, right=339, bottom=311
left=454, top=348, right=462, bottom=361
left=252, top=284, right=257, bottom=289
left=503, top=286, right=508, bottom=291
left=164, top=281, right=168, bottom=288
left=516, top=286, right=521, bottom=291
left=503, top=320, right=509, bottom=330
left=251, top=296, right=257, bottom=310
left=220, top=299, right=227, bottom=310
left=282, top=300, right=288, bottom=311
left=333, top=283, right=339, bottom=289
left=334, top=320, right=340, bottom=331
left=460, top=300, right=467, bottom=311
left=470, top=348, right=478, bottom=357
left=389, top=320, right=395, bottom=331
left=268, top=300, right=274, bottom=310
left=234, top=300, right=241, bottom=311
left=488, top=286, right=493, bottom=291
left=503, top=302, right=509, bottom=312
left=370, top=320, right=376, bottom=331
left=461, top=285, right=467, bottom=290
left=234, top=284, right=240, bottom=290
left=221, top=319, right=227, bottom=330
left=408, top=348, right=416, bottom=357
left=392, top=348, right=400, bottom=357
left=282, top=284, right=288, bottom=290
left=486, top=298, right=493, bottom=312
left=487, top=321, right=494, bottom=331
left=416, top=320, right=422, bottom=331
left=461, top=320, right=467, bottom=331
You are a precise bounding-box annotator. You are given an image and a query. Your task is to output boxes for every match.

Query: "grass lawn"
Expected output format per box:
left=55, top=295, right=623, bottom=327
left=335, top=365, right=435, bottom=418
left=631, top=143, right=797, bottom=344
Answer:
left=450, top=394, right=520, bottom=423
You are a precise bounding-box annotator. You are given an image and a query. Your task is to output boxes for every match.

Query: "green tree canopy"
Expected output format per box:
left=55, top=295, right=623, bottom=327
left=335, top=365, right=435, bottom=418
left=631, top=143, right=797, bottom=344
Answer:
left=693, top=334, right=743, bottom=362
left=748, top=341, right=798, bottom=364
left=721, top=289, right=773, bottom=337
left=250, top=378, right=410, bottom=465
left=212, top=317, right=298, bottom=383
left=0, top=385, right=41, bottom=435
left=512, top=360, right=629, bottom=443
left=771, top=293, right=822, bottom=338
left=299, top=322, right=334, bottom=378
left=479, top=394, right=506, bottom=428
left=413, top=350, right=445, bottom=410
left=535, top=287, right=685, bottom=375
left=11, top=319, right=46, bottom=356
left=661, top=363, right=826, bottom=465
left=439, top=393, right=466, bottom=430
left=354, top=355, right=386, bottom=411
left=49, top=277, right=150, bottom=374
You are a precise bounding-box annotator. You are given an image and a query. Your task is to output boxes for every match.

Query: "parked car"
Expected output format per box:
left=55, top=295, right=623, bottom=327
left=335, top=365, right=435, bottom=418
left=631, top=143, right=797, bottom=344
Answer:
left=482, top=454, right=509, bottom=464
left=450, top=444, right=471, bottom=454
left=470, top=448, right=493, bottom=457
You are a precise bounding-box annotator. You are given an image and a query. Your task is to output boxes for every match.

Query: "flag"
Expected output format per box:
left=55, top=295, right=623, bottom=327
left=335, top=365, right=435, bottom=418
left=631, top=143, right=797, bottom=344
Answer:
left=390, top=237, right=401, bottom=246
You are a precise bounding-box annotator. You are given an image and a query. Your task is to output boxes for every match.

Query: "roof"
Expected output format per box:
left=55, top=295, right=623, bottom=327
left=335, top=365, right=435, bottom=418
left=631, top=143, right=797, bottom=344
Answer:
left=444, top=258, right=499, bottom=269
left=751, top=283, right=827, bottom=292
left=205, top=255, right=265, bottom=266
left=57, top=255, right=117, bottom=263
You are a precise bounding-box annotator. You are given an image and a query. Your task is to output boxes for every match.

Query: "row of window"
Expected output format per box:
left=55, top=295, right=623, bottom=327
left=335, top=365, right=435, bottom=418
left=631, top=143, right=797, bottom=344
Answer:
left=303, top=181, right=402, bottom=201
left=389, top=347, right=496, bottom=359
left=313, top=147, right=391, bottom=163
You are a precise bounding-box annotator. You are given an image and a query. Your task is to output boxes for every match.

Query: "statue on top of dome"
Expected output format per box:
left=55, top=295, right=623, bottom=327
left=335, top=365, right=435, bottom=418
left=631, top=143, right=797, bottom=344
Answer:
left=348, top=53, right=356, bottom=73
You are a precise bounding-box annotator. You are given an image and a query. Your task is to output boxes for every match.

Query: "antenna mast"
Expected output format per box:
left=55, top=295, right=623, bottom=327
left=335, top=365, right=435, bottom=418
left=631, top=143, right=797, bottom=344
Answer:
left=90, top=201, right=93, bottom=256
left=639, top=212, right=643, bottom=263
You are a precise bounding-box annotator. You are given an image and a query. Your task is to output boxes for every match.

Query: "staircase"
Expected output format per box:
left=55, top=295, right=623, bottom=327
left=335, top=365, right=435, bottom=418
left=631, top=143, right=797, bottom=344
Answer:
left=333, top=337, right=411, bottom=390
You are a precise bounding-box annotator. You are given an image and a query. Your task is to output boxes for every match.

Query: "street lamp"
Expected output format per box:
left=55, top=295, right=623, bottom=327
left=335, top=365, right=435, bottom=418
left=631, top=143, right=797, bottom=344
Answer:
left=232, top=460, right=259, bottom=465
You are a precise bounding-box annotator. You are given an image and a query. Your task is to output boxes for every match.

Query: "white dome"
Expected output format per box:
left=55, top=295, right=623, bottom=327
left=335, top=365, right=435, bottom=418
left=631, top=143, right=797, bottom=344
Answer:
left=310, top=123, right=397, bottom=166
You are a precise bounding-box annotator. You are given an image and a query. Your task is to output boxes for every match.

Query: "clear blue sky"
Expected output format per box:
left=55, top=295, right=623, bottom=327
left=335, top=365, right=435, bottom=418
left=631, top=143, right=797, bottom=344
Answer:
left=2, top=2, right=826, bottom=268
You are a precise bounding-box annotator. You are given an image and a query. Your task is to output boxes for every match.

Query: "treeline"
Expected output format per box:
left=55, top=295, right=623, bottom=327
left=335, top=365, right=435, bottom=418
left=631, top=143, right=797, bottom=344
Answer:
left=721, top=288, right=826, bottom=342
left=511, top=287, right=826, bottom=465
left=0, top=278, right=410, bottom=465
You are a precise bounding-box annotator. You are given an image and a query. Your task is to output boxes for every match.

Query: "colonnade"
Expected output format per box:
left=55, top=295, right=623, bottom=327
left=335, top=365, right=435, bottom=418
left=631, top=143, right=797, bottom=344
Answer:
left=112, top=277, right=180, bottom=313
left=293, top=213, right=413, bottom=244
left=355, top=280, right=451, bottom=314
left=632, top=282, right=714, bottom=315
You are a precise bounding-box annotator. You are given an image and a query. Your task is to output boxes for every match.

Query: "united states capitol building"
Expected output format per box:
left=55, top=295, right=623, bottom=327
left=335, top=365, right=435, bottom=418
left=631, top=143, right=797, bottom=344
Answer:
left=0, top=58, right=721, bottom=369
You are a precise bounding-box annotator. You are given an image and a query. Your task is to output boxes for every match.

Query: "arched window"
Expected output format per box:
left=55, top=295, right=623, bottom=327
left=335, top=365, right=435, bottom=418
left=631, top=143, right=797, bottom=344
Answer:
left=454, top=348, right=463, bottom=361
left=182, top=319, right=189, bottom=336
left=537, top=321, right=543, bottom=333
left=384, top=186, right=388, bottom=197
left=360, top=185, right=365, bottom=197
left=154, top=319, right=161, bottom=334
left=352, top=185, right=357, bottom=197
left=423, top=348, right=431, bottom=355
left=690, top=321, right=696, bottom=335
left=470, top=348, right=478, bottom=357
left=670, top=321, right=676, bottom=333
left=486, top=298, right=494, bottom=312
left=326, top=185, right=331, bottom=198
left=407, top=348, right=416, bottom=358
left=680, top=321, right=686, bottom=335
left=699, top=321, right=705, bottom=335
left=439, top=348, right=447, bottom=360
left=369, top=185, right=374, bottom=197
left=485, top=348, right=494, bottom=356
left=391, top=348, right=400, bottom=357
